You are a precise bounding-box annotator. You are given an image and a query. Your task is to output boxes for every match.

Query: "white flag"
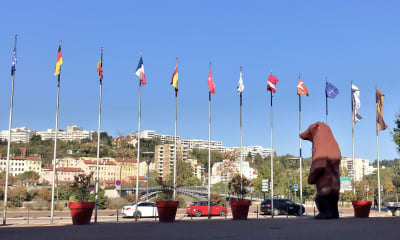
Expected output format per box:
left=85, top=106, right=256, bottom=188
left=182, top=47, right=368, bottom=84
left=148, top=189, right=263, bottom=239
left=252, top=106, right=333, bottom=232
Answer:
left=351, top=84, right=362, bottom=123
left=237, top=70, right=244, bottom=93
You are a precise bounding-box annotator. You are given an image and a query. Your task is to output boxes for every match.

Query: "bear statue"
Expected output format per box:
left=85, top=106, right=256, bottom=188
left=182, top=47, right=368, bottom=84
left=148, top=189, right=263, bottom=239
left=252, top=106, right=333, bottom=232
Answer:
left=300, top=121, right=341, bottom=219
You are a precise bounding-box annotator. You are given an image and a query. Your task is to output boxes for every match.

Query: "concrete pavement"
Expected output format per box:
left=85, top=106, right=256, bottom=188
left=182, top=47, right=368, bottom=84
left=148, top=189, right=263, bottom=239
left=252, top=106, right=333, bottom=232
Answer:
left=1, top=217, right=399, bottom=240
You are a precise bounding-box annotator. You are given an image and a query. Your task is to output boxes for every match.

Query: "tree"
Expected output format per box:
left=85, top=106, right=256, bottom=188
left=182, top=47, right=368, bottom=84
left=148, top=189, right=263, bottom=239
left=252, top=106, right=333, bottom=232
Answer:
left=8, top=186, right=28, bottom=207
left=15, top=171, right=40, bottom=183
left=183, top=176, right=201, bottom=186
left=393, top=113, right=400, bottom=154
left=189, top=149, right=223, bottom=173
left=169, top=159, right=194, bottom=186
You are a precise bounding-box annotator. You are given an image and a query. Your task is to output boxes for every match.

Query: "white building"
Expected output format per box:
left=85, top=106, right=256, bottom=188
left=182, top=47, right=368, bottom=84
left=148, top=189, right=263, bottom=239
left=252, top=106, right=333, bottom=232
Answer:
left=211, top=159, right=256, bottom=184
left=37, top=125, right=95, bottom=142
left=181, top=138, right=224, bottom=151
left=0, top=156, right=41, bottom=176
left=341, top=157, right=372, bottom=182
left=0, top=127, right=36, bottom=143
left=224, top=145, right=273, bottom=159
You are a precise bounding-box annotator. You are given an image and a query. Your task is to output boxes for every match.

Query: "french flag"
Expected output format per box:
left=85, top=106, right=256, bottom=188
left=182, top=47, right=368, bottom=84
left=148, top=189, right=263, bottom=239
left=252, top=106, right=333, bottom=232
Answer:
left=136, top=56, right=146, bottom=85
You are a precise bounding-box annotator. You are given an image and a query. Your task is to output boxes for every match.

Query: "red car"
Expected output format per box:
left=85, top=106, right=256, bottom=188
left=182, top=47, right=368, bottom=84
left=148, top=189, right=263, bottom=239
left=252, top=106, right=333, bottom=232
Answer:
left=186, top=201, right=228, bottom=217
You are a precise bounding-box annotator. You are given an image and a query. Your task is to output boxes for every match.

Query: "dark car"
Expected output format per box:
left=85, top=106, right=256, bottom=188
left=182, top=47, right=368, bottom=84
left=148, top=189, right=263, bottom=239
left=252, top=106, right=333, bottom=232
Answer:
left=261, top=199, right=305, bottom=216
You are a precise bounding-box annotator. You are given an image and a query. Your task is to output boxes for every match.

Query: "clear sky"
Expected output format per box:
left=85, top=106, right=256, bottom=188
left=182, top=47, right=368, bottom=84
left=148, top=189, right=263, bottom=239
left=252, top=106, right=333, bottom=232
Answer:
left=1, top=0, right=399, bottom=162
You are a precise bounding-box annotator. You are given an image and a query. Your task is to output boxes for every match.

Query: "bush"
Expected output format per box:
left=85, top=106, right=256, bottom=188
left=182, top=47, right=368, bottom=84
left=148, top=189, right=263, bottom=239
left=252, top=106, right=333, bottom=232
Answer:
left=177, top=197, right=186, bottom=208
left=31, top=197, right=49, bottom=210
left=106, top=198, right=129, bottom=209
left=124, top=194, right=139, bottom=203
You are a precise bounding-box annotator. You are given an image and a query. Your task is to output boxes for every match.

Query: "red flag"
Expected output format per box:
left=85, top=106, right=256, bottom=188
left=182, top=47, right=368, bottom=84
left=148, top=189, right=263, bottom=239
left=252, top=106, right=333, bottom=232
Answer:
left=267, top=73, right=279, bottom=93
left=208, top=65, right=216, bottom=94
left=297, top=78, right=309, bottom=96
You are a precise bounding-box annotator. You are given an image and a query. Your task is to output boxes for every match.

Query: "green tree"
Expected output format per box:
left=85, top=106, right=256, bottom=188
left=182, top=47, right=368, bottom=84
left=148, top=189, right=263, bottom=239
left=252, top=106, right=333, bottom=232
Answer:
left=169, top=159, right=194, bottom=186
left=8, top=186, right=28, bottom=207
left=393, top=113, right=400, bottom=154
left=189, top=149, right=223, bottom=173
left=183, top=176, right=201, bottom=186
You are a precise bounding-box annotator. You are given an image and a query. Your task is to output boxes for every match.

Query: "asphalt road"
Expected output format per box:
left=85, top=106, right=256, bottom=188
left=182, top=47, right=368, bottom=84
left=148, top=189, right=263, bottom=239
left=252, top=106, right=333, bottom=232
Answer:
left=1, top=217, right=399, bottom=240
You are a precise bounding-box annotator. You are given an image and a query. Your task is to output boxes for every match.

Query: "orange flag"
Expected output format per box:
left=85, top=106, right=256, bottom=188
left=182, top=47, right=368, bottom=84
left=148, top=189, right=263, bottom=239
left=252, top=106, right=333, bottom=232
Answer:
left=297, top=78, right=309, bottom=96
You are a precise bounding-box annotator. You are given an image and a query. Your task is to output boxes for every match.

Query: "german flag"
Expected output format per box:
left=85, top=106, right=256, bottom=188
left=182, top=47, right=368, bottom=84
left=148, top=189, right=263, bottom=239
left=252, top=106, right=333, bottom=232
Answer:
left=171, top=63, right=178, bottom=93
left=54, top=43, right=63, bottom=76
left=97, top=52, right=103, bottom=79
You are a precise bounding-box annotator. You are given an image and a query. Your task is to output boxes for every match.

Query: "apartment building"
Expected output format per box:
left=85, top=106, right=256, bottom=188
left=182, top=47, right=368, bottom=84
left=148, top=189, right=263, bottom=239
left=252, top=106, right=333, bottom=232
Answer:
left=186, top=159, right=205, bottom=182
left=79, top=158, right=117, bottom=182
left=37, top=125, right=95, bottom=142
left=0, top=127, right=36, bottom=143
left=211, top=159, right=256, bottom=184
left=155, top=144, right=188, bottom=181
left=224, top=145, right=273, bottom=159
left=341, top=157, right=373, bottom=182
left=0, top=156, right=42, bottom=176
left=41, top=165, right=84, bottom=184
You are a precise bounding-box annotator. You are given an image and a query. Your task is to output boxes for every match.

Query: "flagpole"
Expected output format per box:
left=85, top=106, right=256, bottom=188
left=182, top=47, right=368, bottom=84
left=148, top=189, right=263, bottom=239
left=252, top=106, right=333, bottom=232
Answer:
left=173, top=57, right=178, bottom=201
left=51, top=40, right=62, bottom=224
left=298, top=74, right=303, bottom=210
left=94, top=47, right=103, bottom=223
left=2, top=34, right=17, bottom=226
left=240, top=67, right=243, bottom=188
left=376, top=84, right=381, bottom=212
left=325, top=76, right=328, bottom=124
left=208, top=62, right=212, bottom=219
left=135, top=79, right=142, bottom=220
left=351, top=80, right=355, bottom=195
left=270, top=70, right=274, bottom=218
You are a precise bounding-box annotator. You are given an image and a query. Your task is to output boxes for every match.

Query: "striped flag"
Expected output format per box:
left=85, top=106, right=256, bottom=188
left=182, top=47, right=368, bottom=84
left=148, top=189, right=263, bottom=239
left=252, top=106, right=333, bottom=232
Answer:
left=54, top=44, right=63, bottom=76
left=136, top=56, right=146, bottom=85
left=376, top=89, right=387, bottom=131
left=97, top=52, right=103, bottom=80
left=171, top=63, right=178, bottom=93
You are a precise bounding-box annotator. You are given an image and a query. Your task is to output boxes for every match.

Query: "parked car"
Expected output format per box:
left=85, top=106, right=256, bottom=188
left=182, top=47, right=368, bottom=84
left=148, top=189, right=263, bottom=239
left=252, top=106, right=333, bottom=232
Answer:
left=121, top=201, right=158, bottom=218
left=186, top=201, right=228, bottom=217
left=261, top=199, right=305, bottom=216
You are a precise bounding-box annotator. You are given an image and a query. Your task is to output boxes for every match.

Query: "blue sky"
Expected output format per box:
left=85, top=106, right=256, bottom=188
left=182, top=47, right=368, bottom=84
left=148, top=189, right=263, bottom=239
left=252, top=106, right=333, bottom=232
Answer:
left=1, top=0, right=400, bottom=162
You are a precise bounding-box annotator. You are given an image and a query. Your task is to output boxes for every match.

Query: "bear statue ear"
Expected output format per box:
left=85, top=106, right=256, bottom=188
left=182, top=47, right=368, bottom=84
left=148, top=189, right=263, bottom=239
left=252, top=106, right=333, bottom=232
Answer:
left=300, top=122, right=319, bottom=140
left=310, top=122, right=320, bottom=139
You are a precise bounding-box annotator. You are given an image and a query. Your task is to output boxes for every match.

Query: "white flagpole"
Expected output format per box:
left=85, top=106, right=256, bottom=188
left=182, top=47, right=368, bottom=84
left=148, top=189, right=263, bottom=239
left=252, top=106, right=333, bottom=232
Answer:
left=240, top=67, right=243, bottom=186
left=376, top=84, right=381, bottom=212
left=208, top=62, right=212, bottom=219
left=2, top=34, right=17, bottom=226
left=94, top=47, right=103, bottom=223
left=325, top=76, right=328, bottom=124
left=173, top=58, right=178, bottom=201
left=351, top=80, right=355, bottom=195
left=51, top=41, right=62, bottom=224
left=299, top=74, right=303, bottom=210
left=270, top=70, right=274, bottom=218
left=135, top=79, right=142, bottom=220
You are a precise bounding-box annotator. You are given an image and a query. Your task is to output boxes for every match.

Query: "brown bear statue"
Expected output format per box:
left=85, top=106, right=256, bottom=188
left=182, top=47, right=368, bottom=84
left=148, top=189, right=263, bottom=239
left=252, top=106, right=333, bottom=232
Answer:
left=300, top=122, right=341, bottom=219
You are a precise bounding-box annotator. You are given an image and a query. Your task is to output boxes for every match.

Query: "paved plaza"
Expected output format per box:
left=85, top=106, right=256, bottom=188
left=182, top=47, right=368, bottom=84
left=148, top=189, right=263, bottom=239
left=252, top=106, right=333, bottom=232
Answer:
left=1, top=216, right=399, bottom=240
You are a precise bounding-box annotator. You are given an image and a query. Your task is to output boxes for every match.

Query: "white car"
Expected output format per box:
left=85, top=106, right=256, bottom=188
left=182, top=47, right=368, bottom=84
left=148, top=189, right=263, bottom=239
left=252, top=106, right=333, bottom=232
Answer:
left=121, top=202, right=159, bottom=218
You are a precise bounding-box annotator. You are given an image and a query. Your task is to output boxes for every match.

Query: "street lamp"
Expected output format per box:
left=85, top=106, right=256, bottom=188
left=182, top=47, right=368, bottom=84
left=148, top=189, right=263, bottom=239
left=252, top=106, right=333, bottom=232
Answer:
left=142, top=151, right=154, bottom=201
left=288, top=157, right=300, bottom=203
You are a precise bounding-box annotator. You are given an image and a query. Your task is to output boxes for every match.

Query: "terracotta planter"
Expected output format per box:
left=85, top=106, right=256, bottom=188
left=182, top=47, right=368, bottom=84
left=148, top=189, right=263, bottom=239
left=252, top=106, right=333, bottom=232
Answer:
left=156, top=201, right=179, bottom=222
left=68, top=202, right=95, bottom=225
left=230, top=200, right=251, bottom=220
left=352, top=200, right=372, bottom=218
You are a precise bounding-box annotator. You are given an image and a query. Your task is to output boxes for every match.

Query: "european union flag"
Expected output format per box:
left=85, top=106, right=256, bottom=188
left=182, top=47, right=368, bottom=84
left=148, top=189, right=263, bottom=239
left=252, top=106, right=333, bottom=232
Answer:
left=326, top=81, right=339, bottom=99
left=11, top=46, right=16, bottom=76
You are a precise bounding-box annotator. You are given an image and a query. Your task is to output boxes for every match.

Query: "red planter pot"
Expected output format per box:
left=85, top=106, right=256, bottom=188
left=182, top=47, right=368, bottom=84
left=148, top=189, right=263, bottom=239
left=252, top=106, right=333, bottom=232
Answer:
left=352, top=200, right=372, bottom=218
left=230, top=200, right=251, bottom=220
left=156, top=201, right=179, bottom=222
left=68, top=202, right=95, bottom=225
